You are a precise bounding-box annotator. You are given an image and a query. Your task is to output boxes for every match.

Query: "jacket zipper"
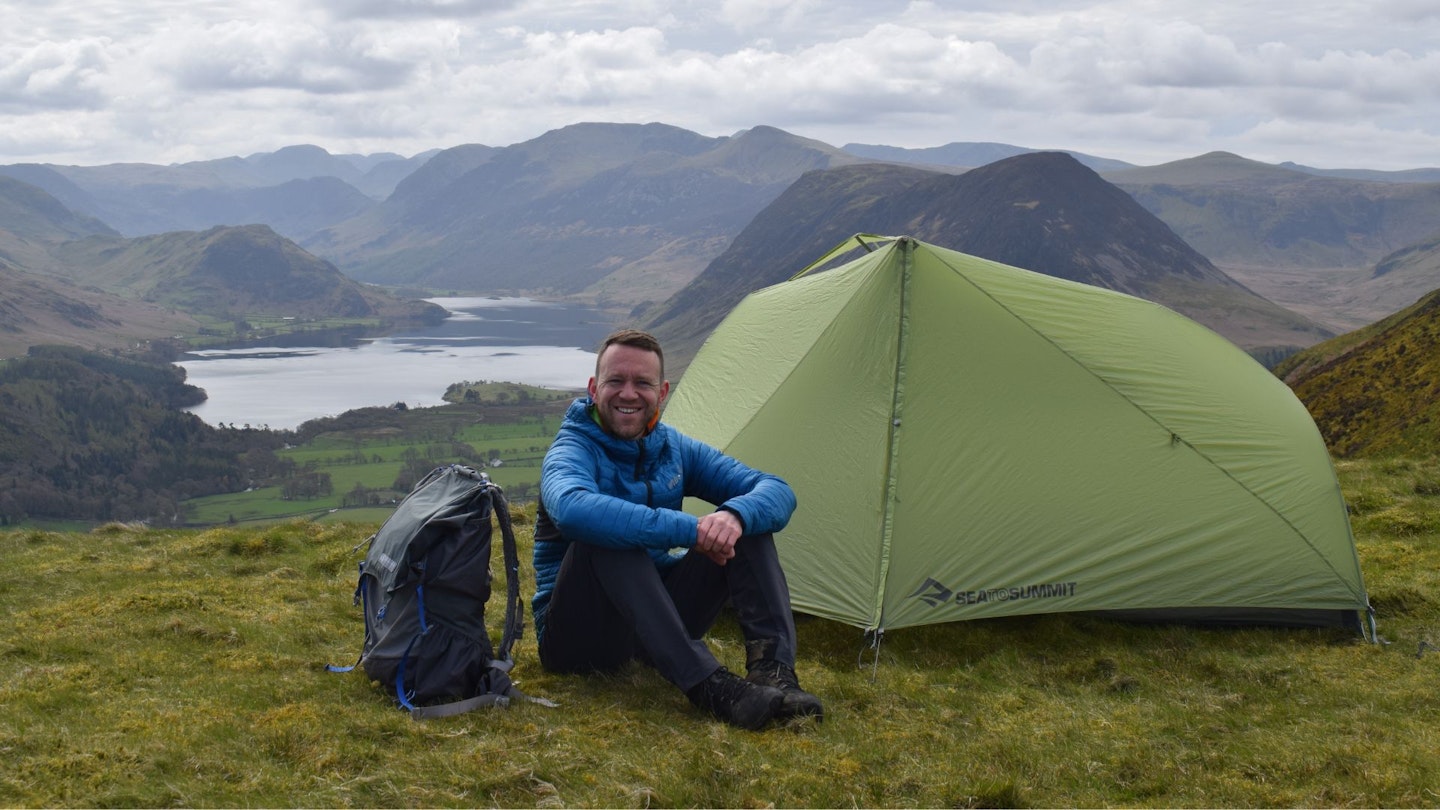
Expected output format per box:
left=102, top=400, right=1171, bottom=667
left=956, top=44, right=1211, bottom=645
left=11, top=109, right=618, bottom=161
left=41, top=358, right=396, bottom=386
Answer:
left=637, top=437, right=653, bottom=507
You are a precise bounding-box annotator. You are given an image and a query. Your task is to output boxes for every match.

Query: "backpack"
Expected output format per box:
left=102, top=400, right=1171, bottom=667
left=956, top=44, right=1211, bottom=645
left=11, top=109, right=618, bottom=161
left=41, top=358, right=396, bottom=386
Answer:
left=330, top=464, right=545, bottom=719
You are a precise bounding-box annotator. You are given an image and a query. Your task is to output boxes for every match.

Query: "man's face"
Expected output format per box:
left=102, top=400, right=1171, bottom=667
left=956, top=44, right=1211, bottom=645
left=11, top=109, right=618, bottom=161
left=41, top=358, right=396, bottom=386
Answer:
left=589, top=343, right=670, bottom=440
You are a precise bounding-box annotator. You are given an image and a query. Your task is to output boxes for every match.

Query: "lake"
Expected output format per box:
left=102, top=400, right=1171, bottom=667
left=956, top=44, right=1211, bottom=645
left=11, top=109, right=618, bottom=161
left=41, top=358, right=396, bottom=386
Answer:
left=178, top=297, right=615, bottom=430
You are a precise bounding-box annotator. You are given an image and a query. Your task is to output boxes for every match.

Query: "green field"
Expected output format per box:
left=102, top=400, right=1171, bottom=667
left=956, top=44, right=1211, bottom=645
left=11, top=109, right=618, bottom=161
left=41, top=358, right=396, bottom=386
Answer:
left=181, top=401, right=570, bottom=526
left=3, top=458, right=1440, bottom=806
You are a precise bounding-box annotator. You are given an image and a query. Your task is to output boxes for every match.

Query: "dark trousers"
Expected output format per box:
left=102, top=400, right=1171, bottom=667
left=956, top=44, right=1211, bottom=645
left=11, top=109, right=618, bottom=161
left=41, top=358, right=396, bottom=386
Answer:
left=537, top=532, right=797, bottom=693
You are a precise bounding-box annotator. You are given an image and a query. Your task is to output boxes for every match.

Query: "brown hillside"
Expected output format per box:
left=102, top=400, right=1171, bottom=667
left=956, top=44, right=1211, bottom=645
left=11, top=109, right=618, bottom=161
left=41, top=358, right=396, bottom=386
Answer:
left=0, top=261, right=197, bottom=359
left=1277, top=288, right=1440, bottom=457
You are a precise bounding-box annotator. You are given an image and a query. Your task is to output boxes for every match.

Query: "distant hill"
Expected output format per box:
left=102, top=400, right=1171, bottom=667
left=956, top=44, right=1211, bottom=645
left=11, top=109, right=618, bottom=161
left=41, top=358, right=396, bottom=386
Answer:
left=645, top=153, right=1330, bottom=371
left=0, top=174, right=443, bottom=356
left=843, top=141, right=1136, bottom=173
left=308, top=122, right=866, bottom=308
left=0, top=175, right=117, bottom=259
left=1275, top=285, right=1440, bottom=457
left=0, top=166, right=105, bottom=224
left=0, top=176, right=199, bottom=357
left=50, top=224, right=446, bottom=322
left=1279, top=162, right=1440, bottom=184
left=0, top=145, right=433, bottom=239
left=1372, top=232, right=1440, bottom=281
left=181, top=144, right=439, bottom=198
left=0, top=174, right=376, bottom=244
left=1101, top=152, right=1440, bottom=326
left=1104, top=152, right=1440, bottom=269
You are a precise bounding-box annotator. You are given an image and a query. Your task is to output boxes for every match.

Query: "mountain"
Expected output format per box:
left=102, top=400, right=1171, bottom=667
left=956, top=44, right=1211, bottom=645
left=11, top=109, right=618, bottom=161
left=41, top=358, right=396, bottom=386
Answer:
left=308, top=123, right=865, bottom=308
left=0, top=165, right=104, bottom=222
left=10, top=126, right=1440, bottom=358
left=49, top=224, right=445, bottom=322
left=0, top=173, right=443, bottom=357
left=1104, top=151, right=1440, bottom=268
left=0, top=174, right=117, bottom=242
left=1279, top=162, right=1440, bottom=184
left=1275, top=285, right=1440, bottom=457
left=88, top=175, right=377, bottom=243
left=0, top=145, right=434, bottom=239
left=843, top=141, right=1136, bottom=173
left=0, top=174, right=116, bottom=274
left=645, top=152, right=1330, bottom=371
left=183, top=144, right=438, bottom=198
left=1102, top=152, right=1440, bottom=329
left=0, top=176, right=199, bottom=357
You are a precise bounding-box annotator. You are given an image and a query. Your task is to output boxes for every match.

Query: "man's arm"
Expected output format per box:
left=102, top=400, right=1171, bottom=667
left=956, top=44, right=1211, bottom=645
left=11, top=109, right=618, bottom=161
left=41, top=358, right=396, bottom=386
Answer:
left=680, top=434, right=797, bottom=537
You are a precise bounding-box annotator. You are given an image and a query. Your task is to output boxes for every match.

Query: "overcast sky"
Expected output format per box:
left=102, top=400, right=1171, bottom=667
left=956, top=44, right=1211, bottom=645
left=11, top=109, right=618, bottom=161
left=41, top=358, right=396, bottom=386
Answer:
left=4, top=0, right=1438, bottom=170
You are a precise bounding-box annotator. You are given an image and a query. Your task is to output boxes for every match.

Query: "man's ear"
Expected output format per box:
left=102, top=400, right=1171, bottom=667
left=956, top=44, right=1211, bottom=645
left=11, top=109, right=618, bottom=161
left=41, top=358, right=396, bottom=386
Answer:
left=587, top=376, right=598, bottom=399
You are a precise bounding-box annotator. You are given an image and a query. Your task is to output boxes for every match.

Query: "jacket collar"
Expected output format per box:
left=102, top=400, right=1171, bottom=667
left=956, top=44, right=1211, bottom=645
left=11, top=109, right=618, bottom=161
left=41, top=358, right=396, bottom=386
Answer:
left=563, top=397, right=665, bottom=460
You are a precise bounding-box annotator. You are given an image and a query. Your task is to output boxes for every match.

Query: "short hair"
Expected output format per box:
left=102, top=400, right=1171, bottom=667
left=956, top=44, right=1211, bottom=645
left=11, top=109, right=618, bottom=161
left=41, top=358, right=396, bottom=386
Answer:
left=596, top=328, right=665, bottom=378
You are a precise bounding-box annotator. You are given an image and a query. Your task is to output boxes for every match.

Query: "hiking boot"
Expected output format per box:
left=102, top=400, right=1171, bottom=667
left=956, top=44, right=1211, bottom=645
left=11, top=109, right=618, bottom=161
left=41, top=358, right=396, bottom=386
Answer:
left=746, top=660, right=824, bottom=722
left=686, top=667, right=785, bottom=730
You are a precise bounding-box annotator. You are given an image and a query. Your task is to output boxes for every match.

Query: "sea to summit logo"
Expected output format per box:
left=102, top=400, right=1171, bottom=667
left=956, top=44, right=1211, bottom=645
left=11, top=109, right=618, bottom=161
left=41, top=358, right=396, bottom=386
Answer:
left=908, top=578, right=954, bottom=607
left=908, top=576, right=1077, bottom=608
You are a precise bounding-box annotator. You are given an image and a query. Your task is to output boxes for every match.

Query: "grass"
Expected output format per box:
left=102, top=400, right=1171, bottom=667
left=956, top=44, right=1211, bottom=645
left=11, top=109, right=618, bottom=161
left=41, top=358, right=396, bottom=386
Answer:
left=3, top=458, right=1440, bottom=807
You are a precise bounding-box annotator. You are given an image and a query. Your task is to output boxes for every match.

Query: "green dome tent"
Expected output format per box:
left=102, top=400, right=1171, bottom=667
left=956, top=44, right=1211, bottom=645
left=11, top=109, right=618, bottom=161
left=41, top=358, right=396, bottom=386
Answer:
left=665, top=236, right=1369, bottom=636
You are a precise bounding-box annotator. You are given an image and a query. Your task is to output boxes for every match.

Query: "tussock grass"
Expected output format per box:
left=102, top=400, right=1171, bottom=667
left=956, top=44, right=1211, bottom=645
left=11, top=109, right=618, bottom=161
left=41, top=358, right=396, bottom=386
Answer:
left=4, top=459, right=1440, bottom=807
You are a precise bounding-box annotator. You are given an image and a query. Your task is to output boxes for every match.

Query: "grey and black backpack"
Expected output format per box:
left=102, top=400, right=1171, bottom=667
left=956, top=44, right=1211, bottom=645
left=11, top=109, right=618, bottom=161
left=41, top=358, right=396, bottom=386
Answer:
left=331, top=464, right=543, bottom=718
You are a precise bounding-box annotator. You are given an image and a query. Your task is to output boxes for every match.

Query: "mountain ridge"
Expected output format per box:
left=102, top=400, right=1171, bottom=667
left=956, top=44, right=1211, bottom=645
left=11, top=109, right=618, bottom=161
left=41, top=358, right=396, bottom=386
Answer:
left=307, top=123, right=866, bottom=305
left=644, top=152, right=1330, bottom=371
left=7, top=124, right=1440, bottom=369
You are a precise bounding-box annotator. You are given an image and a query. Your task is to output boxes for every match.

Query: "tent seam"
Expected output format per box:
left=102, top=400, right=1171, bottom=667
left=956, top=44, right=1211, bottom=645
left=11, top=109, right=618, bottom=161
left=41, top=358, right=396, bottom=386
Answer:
left=872, top=238, right=914, bottom=632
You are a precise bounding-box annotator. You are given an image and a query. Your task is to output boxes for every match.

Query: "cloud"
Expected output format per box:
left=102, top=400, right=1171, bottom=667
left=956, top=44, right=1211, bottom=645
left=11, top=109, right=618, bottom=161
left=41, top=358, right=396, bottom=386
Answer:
left=0, top=37, right=114, bottom=111
left=2, top=1, right=1439, bottom=169
left=1377, top=0, right=1440, bottom=23
left=155, top=19, right=416, bottom=94
left=321, top=0, right=524, bottom=21
left=717, top=0, right=823, bottom=32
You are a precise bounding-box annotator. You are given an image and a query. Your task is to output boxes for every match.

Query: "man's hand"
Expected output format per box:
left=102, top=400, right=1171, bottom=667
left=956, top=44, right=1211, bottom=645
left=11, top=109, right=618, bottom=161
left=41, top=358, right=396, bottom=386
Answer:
left=694, top=510, right=744, bottom=566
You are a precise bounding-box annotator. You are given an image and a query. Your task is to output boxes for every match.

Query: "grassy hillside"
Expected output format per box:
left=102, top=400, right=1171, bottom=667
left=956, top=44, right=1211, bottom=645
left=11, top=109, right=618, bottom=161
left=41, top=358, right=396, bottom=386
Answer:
left=4, top=457, right=1439, bottom=807
left=1276, top=287, right=1440, bottom=457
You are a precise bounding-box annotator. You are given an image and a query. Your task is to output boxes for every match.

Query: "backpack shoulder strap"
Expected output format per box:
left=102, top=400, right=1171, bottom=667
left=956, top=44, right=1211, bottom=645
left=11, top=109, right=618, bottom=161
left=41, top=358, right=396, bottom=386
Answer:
left=490, top=483, right=525, bottom=663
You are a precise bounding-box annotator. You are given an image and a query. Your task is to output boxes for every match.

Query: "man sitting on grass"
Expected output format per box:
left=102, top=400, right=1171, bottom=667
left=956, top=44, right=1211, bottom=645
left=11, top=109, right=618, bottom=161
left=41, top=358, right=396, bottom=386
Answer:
left=531, top=328, right=822, bottom=729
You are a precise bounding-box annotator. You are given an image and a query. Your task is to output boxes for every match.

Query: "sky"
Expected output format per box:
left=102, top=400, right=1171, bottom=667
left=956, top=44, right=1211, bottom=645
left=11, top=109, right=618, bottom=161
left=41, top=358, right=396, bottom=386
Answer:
left=4, top=0, right=1439, bottom=170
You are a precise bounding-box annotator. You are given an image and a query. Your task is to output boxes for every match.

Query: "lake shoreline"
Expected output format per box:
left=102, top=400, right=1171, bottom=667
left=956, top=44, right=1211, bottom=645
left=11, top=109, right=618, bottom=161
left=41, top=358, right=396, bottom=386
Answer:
left=178, top=297, right=617, bottom=430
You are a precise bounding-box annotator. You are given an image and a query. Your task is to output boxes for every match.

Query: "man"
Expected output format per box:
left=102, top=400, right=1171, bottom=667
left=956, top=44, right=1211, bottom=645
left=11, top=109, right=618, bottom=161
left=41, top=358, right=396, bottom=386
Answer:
left=531, top=328, right=822, bottom=729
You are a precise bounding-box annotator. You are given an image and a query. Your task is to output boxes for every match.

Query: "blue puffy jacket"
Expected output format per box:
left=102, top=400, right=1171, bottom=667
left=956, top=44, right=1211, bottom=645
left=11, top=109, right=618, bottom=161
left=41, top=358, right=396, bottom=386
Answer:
left=531, top=398, right=797, bottom=640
